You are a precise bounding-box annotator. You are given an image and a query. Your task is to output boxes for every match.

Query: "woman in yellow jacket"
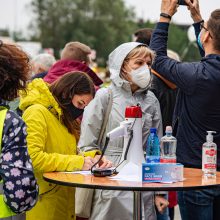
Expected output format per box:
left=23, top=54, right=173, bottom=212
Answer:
left=19, top=72, right=103, bottom=220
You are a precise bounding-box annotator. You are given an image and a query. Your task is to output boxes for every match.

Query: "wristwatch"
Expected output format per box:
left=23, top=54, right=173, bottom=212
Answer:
left=160, top=13, right=172, bottom=20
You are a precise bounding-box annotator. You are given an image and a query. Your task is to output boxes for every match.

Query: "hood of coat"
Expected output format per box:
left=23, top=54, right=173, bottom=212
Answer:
left=108, top=42, right=146, bottom=88
left=19, top=78, right=62, bottom=118
left=43, top=59, right=103, bottom=86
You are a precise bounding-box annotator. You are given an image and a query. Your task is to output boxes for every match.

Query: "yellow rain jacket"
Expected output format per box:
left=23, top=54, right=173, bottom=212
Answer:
left=19, top=79, right=97, bottom=220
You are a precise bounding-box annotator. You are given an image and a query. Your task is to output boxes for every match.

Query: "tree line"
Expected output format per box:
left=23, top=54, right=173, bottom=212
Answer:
left=29, top=0, right=200, bottom=65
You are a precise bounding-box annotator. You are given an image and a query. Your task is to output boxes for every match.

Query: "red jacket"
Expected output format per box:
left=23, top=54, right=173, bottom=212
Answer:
left=168, top=191, right=177, bottom=208
left=44, top=59, right=103, bottom=86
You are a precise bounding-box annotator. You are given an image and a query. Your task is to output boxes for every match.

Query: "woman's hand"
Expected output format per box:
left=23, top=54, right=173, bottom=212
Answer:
left=82, top=156, right=96, bottom=170
left=155, top=195, right=169, bottom=214
left=94, top=155, right=113, bottom=169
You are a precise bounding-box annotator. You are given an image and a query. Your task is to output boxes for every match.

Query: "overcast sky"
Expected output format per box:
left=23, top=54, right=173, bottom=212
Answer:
left=0, top=0, right=219, bottom=37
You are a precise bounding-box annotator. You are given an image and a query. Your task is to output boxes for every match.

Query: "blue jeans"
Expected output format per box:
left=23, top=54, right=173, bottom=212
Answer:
left=156, top=207, right=169, bottom=220
left=178, top=187, right=220, bottom=220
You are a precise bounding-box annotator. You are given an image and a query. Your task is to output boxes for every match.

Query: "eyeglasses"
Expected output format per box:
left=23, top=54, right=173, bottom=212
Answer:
left=200, top=23, right=213, bottom=38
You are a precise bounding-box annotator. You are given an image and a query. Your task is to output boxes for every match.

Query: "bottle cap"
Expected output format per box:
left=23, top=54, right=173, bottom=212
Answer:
left=165, top=126, right=172, bottom=133
left=150, top=128, right=157, bottom=133
left=206, top=131, right=216, bottom=142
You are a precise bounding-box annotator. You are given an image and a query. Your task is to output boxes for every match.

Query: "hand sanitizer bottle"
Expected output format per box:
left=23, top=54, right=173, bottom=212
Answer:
left=202, top=131, right=217, bottom=178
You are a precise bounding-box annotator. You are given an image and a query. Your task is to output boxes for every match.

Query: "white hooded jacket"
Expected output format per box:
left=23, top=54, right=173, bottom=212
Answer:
left=79, top=42, right=162, bottom=220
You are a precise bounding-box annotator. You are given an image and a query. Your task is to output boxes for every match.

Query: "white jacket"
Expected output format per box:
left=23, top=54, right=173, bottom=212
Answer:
left=79, top=42, right=163, bottom=220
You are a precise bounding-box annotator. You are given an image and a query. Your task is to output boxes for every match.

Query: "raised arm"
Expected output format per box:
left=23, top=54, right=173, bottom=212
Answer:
left=150, top=0, right=199, bottom=95
left=186, top=0, right=205, bottom=57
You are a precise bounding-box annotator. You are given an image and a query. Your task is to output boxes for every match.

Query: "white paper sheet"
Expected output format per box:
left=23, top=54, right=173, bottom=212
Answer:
left=62, top=171, right=92, bottom=175
left=109, top=161, right=142, bottom=182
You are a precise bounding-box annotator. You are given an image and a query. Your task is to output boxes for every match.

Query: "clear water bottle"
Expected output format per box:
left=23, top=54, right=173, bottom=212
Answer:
left=160, top=126, right=177, bottom=163
left=146, top=128, right=160, bottom=163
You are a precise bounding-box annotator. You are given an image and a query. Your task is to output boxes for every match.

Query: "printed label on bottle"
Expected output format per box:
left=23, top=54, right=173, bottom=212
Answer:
left=204, top=164, right=216, bottom=169
left=160, top=158, right=176, bottom=163
left=146, top=156, right=160, bottom=163
left=205, top=149, right=216, bottom=156
left=202, top=146, right=217, bottom=174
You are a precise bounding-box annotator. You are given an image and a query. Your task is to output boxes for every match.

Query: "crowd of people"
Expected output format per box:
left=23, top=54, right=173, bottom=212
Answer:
left=0, top=0, right=220, bottom=219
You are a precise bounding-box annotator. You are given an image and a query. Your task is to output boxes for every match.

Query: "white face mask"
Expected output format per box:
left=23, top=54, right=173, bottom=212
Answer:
left=129, top=64, right=151, bottom=88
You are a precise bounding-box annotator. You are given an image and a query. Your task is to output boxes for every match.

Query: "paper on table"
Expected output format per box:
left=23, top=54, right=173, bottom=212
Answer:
left=109, top=161, right=142, bottom=182
left=62, top=171, right=91, bottom=175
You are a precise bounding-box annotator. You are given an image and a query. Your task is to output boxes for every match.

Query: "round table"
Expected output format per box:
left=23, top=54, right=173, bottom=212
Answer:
left=43, top=168, right=220, bottom=220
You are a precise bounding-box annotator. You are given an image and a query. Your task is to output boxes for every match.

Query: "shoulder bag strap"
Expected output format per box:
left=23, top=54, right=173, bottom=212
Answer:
left=0, top=108, right=8, bottom=152
left=97, top=88, right=113, bottom=146
left=0, top=108, right=8, bottom=183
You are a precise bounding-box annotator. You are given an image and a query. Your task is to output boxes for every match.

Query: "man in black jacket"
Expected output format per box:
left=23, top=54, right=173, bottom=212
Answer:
left=150, top=0, right=220, bottom=219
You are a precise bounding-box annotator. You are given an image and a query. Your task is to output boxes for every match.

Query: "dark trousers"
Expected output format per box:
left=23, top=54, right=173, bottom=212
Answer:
left=178, top=187, right=220, bottom=220
left=169, top=207, right=174, bottom=220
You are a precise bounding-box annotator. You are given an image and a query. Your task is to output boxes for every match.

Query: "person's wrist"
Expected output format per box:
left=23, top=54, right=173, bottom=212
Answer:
left=160, top=12, right=172, bottom=20
left=194, top=19, right=204, bottom=25
left=192, top=15, right=203, bottom=23
left=160, top=12, right=172, bottom=23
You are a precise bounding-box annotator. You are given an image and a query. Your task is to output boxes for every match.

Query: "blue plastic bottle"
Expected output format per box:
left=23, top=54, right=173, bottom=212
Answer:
left=146, top=128, right=160, bottom=163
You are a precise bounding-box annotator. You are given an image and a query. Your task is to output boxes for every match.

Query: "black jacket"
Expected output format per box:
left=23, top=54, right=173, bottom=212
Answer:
left=150, top=22, right=220, bottom=170
left=150, top=74, right=177, bottom=133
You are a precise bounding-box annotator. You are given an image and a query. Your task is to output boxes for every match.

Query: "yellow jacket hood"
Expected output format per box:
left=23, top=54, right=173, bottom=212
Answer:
left=19, top=78, right=62, bottom=118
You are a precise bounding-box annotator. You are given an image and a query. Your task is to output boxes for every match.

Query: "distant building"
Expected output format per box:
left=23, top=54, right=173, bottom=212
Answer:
left=0, top=36, right=14, bottom=44
left=17, top=41, right=42, bottom=58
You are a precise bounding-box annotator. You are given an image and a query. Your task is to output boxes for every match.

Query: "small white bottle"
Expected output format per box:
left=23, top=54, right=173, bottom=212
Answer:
left=202, top=131, right=217, bottom=178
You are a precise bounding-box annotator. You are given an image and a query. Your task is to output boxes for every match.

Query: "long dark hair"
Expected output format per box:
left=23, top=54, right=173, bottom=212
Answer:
left=0, top=41, right=30, bottom=101
left=49, top=71, right=95, bottom=138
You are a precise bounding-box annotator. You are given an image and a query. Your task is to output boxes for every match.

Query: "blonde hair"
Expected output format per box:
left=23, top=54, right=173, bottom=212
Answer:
left=121, top=46, right=155, bottom=78
left=125, top=46, right=155, bottom=63
left=61, top=41, right=91, bottom=64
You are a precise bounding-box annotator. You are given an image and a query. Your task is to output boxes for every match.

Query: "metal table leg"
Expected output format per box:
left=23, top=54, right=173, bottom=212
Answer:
left=133, top=191, right=142, bottom=220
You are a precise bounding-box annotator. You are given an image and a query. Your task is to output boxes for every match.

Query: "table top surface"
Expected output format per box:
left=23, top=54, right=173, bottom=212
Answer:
left=43, top=168, right=220, bottom=191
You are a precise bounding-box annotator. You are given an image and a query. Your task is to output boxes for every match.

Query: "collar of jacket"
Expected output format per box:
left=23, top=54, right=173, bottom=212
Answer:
left=201, top=54, right=220, bottom=61
left=151, top=69, right=177, bottom=90
left=0, top=100, right=9, bottom=109
left=19, top=78, right=62, bottom=120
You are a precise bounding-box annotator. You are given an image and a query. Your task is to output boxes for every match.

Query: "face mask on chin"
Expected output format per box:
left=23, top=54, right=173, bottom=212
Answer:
left=129, top=64, right=151, bottom=89
left=66, top=103, right=84, bottom=120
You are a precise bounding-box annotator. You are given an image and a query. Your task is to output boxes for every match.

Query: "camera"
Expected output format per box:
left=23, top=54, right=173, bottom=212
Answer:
left=178, top=0, right=193, bottom=6
left=178, top=0, right=187, bottom=5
